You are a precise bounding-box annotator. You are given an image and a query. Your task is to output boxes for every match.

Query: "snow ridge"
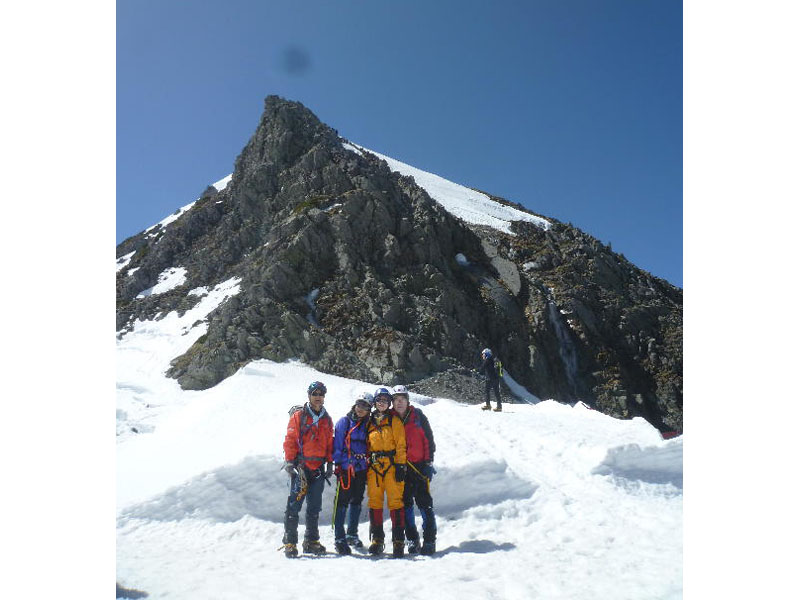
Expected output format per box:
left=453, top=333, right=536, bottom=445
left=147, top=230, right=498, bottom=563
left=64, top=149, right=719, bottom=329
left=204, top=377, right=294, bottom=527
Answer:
left=345, top=141, right=551, bottom=235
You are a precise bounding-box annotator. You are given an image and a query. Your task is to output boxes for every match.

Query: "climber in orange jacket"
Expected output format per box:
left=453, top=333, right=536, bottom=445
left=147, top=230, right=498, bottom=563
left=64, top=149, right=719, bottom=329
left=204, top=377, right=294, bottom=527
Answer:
left=366, top=386, right=407, bottom=558
left=281, top=380, right=334, bottom=558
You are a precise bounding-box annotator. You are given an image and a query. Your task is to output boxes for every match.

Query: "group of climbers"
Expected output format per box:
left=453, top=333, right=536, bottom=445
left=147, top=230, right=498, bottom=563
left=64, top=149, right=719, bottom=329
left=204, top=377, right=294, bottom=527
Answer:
left=281, top=381, right=438, bottom=559
left=280, top=348, right=502, bottom=558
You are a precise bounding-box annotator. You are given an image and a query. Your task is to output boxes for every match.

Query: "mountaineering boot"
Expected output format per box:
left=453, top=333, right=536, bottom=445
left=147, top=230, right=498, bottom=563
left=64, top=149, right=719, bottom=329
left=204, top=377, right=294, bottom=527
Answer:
left=393, top=540, right=405, bottom=558
left=481, top=404, right=491, bottom=410
left=302, top=539, right=326, bottom=555
left=390, top=508, right=406, bottom=558
left=405, top=507, right=420, bottom=553
left=368, top=508, right=385, bottom=555
left=282, top=520, right=299, bottom=558
left=345, top=534, right=364, bottom=549
left=421, top=523, right=437, bottom=556
left=368, top=538, right=385, bottom=556
left=493, top=405, right=502, bottom=412
left=334, top=539, right=352, bottom=555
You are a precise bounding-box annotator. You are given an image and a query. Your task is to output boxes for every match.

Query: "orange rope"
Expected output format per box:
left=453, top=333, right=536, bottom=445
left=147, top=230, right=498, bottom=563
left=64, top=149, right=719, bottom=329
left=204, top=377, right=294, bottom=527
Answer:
left=339, top=420, right=362, bottom=490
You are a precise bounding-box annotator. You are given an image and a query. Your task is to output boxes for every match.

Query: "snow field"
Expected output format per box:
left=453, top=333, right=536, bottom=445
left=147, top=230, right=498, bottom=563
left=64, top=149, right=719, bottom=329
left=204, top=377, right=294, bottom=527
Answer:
left=117, top=350, right=681, bottom=599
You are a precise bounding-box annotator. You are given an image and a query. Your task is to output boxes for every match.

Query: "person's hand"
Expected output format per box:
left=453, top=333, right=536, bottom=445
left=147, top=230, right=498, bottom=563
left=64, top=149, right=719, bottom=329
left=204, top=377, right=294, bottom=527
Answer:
left=423, top=462, right=436, bottom=479
left=284, top=461, right=298, bottom=477
left=325, top=462, right=334, bottom=480
left=334, top=464, right=342, bottom=477
left=395, top=464, right=406, bottom=483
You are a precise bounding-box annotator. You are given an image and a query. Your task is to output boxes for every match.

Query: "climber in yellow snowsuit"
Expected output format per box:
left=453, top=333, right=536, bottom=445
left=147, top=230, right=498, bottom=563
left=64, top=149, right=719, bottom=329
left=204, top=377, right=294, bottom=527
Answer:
left=366, top=386, right=407, bottom=557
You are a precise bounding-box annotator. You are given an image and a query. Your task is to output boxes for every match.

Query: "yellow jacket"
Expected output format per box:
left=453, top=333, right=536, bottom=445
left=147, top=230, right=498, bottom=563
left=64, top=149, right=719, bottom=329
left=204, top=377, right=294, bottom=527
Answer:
left=367, top=412, right=406, bottom=467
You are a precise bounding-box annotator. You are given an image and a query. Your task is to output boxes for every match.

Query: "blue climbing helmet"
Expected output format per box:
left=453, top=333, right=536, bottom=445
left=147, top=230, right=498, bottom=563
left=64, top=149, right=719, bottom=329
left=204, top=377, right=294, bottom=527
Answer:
left=307, top=381, right=327, bottom=395
left=481, top=348, right=492, bottom=359
left=372, top=386, right=393, bottom=406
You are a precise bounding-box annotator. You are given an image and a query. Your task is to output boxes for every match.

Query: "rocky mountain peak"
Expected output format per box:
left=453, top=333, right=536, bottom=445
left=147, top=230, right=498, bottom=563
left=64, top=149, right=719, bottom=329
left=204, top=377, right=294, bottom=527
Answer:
left=116, top=96, right=682, bottom=433
left=234, top=96, right=340, bottom=177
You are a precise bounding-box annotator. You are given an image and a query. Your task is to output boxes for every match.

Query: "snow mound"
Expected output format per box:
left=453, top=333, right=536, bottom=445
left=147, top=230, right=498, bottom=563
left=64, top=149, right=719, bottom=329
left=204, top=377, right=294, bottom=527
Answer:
left=592, top=439, right=683, bottom=488
left=118, top=456, right=534, bottom=526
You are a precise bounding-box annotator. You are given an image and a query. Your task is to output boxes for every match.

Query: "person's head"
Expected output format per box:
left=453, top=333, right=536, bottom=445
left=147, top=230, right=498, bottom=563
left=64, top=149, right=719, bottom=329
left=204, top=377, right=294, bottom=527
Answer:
left=307, top=380, right=327, bottom=412
left=352, top=391, right=372, bottom=419
left=391, top=384, right=410, bottom=415
left=372, top=386, right=393, bottom=414
left=481, top=348, right=492, bottom=359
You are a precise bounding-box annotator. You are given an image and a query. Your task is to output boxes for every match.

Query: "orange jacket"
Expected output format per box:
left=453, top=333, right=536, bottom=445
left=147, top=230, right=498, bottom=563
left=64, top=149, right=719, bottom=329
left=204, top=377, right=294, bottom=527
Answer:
left=283, top=404, right=333, bottom=470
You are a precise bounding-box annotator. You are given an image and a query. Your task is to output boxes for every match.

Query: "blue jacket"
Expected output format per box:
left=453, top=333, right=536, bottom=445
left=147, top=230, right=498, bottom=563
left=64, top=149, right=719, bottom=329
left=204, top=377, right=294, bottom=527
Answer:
left=332, top=410, right=369, bottom=472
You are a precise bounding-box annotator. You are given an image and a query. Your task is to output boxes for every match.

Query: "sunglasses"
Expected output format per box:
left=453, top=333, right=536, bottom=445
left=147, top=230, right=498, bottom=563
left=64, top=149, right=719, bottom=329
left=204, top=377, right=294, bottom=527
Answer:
left=310, top=391, right=326, bottom=397
left=355, top=401, right=370, bottom=410
left=375, top=396, right=391, bottom=404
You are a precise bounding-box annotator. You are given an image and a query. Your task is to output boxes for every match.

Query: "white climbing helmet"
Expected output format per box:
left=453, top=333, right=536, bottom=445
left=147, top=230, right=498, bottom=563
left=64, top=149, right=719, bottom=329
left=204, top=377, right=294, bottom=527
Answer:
left=392, top=384, right=409, bottom=398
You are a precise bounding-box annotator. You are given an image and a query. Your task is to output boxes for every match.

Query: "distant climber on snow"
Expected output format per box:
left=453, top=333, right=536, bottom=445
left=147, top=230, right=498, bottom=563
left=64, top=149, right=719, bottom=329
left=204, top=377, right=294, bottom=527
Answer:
left=480, top=348, right=503, bottom=412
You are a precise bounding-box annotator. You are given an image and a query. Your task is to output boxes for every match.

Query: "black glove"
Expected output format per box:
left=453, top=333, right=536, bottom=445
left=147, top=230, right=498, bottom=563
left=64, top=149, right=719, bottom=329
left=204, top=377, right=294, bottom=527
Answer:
left=284, top=461, right=298, bottom=477
left=395, top=464, right=406, bottom=483
left=325, top=462, right=334, bottom=480
left=423, top=461, right=436, bottom=479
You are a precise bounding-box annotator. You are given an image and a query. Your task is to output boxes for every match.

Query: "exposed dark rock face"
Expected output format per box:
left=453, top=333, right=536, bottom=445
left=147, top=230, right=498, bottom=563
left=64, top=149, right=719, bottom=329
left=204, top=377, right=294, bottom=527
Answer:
left=116, top=96, right=683, bottom=432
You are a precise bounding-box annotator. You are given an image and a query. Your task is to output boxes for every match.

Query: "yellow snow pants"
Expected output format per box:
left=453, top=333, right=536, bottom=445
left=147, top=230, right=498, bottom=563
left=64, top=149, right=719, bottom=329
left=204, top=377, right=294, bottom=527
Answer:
left=366, top=458, right=405, bottom=510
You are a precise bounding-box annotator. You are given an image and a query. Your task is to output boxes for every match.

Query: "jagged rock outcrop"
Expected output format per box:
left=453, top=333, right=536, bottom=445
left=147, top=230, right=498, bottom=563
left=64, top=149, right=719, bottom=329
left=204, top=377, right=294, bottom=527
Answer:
left=116, top=96, right=683, bottom=432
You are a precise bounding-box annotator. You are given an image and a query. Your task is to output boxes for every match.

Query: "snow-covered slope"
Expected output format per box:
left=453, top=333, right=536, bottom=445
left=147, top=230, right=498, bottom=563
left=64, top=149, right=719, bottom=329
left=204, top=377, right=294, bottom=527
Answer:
left=344, top=141, right=551, bottom=235
left=116, top=297, right=682, bottom=599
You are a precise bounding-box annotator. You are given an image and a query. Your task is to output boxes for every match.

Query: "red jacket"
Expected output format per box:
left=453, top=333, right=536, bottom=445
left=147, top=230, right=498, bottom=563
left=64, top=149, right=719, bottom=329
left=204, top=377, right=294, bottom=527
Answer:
left=395, top=406, right=435, bottom=464
left=283, top=404, right=333, bottom=470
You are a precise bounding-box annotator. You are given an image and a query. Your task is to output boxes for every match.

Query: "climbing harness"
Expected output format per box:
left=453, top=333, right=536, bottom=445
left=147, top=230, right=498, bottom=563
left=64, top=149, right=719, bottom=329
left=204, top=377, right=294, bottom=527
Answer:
left=368, top=450, right=396, bottom=485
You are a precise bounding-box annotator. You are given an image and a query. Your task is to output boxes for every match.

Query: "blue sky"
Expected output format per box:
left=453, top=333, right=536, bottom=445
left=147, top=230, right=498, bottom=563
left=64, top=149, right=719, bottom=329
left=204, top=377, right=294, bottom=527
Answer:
left=118, top=0, right=682, bottom=287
